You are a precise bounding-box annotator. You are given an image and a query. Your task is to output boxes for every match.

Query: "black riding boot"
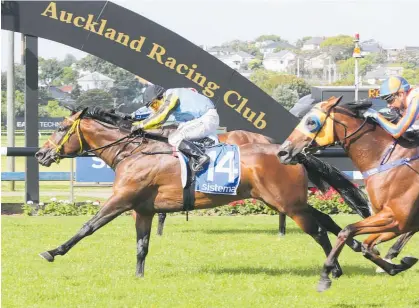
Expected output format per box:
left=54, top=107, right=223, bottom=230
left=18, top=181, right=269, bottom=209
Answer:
left=178, top=139, right=210, bottom=172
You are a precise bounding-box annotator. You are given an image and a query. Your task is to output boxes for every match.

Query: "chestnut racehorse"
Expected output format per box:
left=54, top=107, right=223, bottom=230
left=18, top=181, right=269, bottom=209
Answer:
left=278, top=96, right=419, bottom=292
left=35, top=107, right=368, bottom=277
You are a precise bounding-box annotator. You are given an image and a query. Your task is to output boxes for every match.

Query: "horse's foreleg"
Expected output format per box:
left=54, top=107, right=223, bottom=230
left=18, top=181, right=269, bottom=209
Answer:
left=157, top=213, right=167, bottom=236
left=39, top=194, right=132, bottom=262
left=290, top=210, right=343, bottom=279
left=309, top=206, right=362, bottom=252
left=135, top=212, right=154, bottom=277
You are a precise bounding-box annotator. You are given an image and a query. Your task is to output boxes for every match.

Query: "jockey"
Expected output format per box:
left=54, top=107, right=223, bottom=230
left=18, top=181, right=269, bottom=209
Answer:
left=363, top=76, right=419, bottom=139
left=131, top=84, right=220, bottom=172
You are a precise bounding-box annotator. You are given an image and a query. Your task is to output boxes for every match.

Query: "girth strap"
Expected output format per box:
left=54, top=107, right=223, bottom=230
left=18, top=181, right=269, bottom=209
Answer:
left=362, top=154, right=419, bottom=178
left=183, top=164, right=196, bottom=213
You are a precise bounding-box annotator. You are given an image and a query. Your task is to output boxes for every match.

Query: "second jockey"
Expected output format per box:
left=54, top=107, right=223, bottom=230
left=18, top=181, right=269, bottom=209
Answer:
left=131, top=85, right=220, bottom=172
left=363, top=76, right=419, bottom=139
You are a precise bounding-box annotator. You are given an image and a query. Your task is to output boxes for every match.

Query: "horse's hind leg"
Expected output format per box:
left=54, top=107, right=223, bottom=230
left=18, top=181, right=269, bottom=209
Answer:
left=135, top=212, right=154, bottom=277
left=157, top=213, right=167, bottom=236
left=290, top=210, right=343, bottom=279
left=371, top=231, right=416, bottom=273
left=39, top=194, right=132, bottom=262
left=361, top=233, right=418, bottom=276
left=279, top=213, right=286, bottom=237
left=384, top=231, right=416, bottom=260
left=317, top=210, right=417, bottom=292
left=309, top=207, right=362, bottom=252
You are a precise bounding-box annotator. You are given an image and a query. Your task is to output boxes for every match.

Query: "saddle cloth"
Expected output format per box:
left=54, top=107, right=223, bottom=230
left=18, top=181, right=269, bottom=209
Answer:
left=178, top=143, right=240, bottom=196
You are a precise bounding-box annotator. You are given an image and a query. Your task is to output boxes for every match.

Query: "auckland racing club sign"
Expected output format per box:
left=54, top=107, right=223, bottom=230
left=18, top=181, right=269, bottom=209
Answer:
left=2, top=1, right=298, bottom=142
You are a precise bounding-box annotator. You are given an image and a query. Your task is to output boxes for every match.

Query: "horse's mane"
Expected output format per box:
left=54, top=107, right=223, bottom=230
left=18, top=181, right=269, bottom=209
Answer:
left=298, top=154, right=371, bottom=218
left=83, top=106, right=130, bottom=127
left=80, top=106, right=173, bottom=142
left=337, top=100, right=373, bottom=117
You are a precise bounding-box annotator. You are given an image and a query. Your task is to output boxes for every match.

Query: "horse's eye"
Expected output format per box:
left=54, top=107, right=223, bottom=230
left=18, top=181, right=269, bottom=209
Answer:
left=58, top=126, right=66, bottom=132
left=305, top=116, right=321, bottom=132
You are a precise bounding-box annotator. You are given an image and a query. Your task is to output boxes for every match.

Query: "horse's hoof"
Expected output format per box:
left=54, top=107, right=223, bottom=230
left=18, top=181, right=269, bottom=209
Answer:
left=401, top=256, right=418, bottom=268
left=278, top=232, right=285, bottom=237
left=331, top=268, right=343, bottom=279
left=39, top=251, right=54, bottom=262
left=317, top=277, right=332, bottom=293
left=388, top=257, right=417, bottom=276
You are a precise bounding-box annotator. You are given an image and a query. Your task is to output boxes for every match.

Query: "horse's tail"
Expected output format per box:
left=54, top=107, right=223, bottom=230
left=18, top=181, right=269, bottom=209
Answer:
left=299, top=153, right=371, bottom=218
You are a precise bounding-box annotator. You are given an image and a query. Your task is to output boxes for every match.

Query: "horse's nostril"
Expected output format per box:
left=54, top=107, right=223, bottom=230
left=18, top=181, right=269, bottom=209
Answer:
left=278, top=150, right=288, bottom=157
left=35, top=151, right=44, bottom=160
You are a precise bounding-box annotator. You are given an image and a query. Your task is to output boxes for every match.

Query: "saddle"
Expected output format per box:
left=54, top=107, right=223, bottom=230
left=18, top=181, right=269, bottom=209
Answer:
left=401, top=131, right=419, bottom=147
left=191, top=136, right=216, bottom=149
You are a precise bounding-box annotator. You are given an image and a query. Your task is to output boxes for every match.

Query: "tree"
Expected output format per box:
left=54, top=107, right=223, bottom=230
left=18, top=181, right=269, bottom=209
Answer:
left=250, top=69, right=311, bottom=98
left=61, top=54, right=77, bottom=67
left=39, top=58, right=64, bottom=87
left=71, top=83, right=82, bottom=100
left=59, top=66, right=79, bottom=85
left=402, top=68, right=419, bottom=85
left=248, top=59, right=263, bottom=70
left=77, top=55, right=116, bottom=77
left=220, top=40, right=263, bottom=58
left=296, top=36, right=312, bottom=49
left=1, top=90, right=25, bottom=117
left=77, top=55, right=143, bottom=102
left=1, top=72, right=6, bottom=90
left=337, top=54, right=380, bottom=80
left=41, top=100, right=70, bottom=117
left=320, top=35, right=354, bottom=61
left=1, top=64, right=25, bottom=92
left=75, top=89, right=114, bottom=109
left=272, top=85, right=299, bottom=110
left=398, top=51, right=419, bottom=69
left=255, top=35, right=282, bottom=42
left=332, top=74, right=355, bottom=86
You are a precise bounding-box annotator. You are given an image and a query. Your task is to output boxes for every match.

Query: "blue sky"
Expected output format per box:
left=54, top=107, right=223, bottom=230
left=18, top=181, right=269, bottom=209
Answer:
left=2, top=0, right=418, bottom=70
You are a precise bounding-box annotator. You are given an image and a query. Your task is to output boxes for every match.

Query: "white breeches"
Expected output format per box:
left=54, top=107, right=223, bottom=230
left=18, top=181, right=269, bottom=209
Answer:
left=168, top=109, right=220, bottom=147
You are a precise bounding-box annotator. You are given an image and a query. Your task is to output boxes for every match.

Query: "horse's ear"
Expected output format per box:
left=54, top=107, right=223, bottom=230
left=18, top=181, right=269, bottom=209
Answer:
left=63, top=105, right=77, bottom=115
left=329, top=95, right=343, bottom=108
left=79, top=107, right=89, bottom=119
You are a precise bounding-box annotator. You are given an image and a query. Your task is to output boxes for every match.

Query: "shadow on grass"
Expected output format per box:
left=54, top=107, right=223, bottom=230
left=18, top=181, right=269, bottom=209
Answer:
left=330, top=304, right=382, bottom=308
left=181, top=227, right=302, bottom=236
left=199, top=265, right=381, bottom=277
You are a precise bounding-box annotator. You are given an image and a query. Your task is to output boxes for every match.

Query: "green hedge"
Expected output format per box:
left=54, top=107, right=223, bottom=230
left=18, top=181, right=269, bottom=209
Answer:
left=22, top=188, right=356, bottom=216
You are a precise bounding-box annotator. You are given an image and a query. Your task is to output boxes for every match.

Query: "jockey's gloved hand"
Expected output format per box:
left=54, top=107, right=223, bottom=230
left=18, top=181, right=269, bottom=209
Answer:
left=363, top=108, right=378, bottom=120
left=131, top=121, right=144, bottom=134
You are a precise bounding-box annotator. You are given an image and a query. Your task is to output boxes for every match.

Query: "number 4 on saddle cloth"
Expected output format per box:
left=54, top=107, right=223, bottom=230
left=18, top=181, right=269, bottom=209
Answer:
left=177, top=142, right=241, bottom=197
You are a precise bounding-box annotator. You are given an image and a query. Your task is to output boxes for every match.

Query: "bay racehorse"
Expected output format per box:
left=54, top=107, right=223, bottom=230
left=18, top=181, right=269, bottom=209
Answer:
left=35, top=107, right=369, bottom=277
left=149, top=129, right=288, bottom=236
left=278, top=96, right=419, bottom=292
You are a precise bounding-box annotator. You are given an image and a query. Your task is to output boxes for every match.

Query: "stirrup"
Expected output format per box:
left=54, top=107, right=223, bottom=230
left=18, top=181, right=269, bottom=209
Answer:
left=191, top=156, right=210, bottom=172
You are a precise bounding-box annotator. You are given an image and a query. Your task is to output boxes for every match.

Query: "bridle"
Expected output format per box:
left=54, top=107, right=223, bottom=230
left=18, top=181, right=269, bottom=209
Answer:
left=47, top=116, right=84, bottom=163
left=47, top=113, right=144, bottom=164
left=303, top=102, right=369, bottom=154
